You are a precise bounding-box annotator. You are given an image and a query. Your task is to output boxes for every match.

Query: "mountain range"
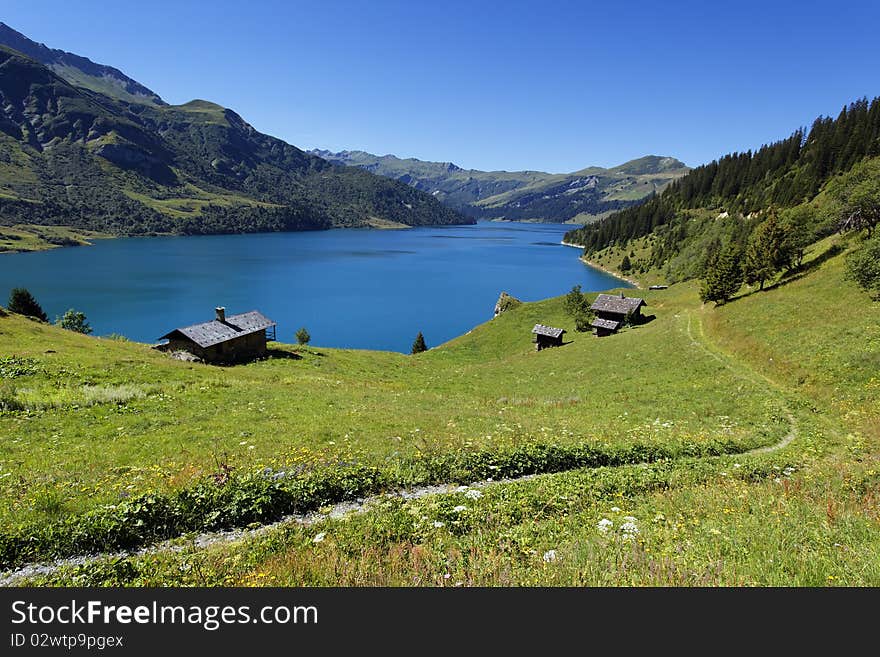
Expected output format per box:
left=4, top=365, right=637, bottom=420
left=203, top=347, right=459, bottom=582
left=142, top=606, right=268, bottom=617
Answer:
left=310, top=149, right=689, bottom=223
left=0, top=23, right=470, bottom=237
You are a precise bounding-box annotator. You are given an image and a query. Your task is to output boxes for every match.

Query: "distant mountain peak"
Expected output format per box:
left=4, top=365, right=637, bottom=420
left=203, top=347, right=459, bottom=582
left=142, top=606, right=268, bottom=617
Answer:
left=0, top=22, right=165, bottom=105
left=309, top=149, right=689, bottom=223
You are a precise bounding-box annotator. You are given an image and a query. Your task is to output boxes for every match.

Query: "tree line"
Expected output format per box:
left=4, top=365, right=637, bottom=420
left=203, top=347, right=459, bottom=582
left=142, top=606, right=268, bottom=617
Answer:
left=564, top=96, right=880, bottom=258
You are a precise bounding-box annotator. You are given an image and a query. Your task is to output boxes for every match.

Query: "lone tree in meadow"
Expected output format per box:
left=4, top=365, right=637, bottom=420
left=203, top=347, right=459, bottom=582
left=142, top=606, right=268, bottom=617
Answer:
left=620, top=254, right=632, bottom=272
left=295, top=327, right=311, bottom=345
left=56, top=309, right=92, bottom=334
left=563, top=284, right=594, bottom=332
left=700, top=245, right=744, bottom=305
left=744, top=214, right=792, bottom=290
left=779, top=205, right=814, bottom=270
left=411, top=331, right=427, bottom=354
left=7, top=288, right=48, bottom=322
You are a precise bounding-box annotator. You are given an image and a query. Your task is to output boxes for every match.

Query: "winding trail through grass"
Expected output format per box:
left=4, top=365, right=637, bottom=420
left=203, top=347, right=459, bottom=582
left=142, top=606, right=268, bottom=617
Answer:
left=1, top=307, right=801, bottom=586
left=685, top=308, right=798, bottom=454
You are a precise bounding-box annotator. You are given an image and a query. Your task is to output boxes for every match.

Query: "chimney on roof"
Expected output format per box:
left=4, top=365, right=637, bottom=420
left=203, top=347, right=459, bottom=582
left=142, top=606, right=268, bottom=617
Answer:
left=215, top=307, right=226, bottom=322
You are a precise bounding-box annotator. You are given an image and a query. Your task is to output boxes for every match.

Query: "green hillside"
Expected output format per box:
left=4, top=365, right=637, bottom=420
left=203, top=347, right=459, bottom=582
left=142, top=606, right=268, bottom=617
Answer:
left=311, top=149, right=689, bottom=223
left=0, top=45, right=471, bottom=242
left=564, top=97, right=880, bottom=282
left=0, top=227, right=877, bottom=585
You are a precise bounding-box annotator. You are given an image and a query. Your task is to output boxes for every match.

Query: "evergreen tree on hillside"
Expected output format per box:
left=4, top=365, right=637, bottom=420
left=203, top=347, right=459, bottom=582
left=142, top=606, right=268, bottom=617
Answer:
left=700, top=245, right=744, bottom=305
left=7, top=288, right=48, bottom=321
left=562, top=284, right=595, bottom=331
left=620, top=255, right=632, bottom=272
left=744, top=214, right=791, bottom=290
left=565, top=95, right=880, bottom=271
left=411, top=332, right=427, bottom=354
left=779, top=205, right=815, bottom=269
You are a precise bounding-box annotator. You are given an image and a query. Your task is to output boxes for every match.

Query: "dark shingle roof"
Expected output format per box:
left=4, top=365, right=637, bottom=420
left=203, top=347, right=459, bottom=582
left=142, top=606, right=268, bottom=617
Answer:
left=532, top=324, right=566, bottom=338
left=591, top=318, right=621, bottom=331
left=159, top=311, right=276, bottom=348
left=590, top=293, right=646, bottom=315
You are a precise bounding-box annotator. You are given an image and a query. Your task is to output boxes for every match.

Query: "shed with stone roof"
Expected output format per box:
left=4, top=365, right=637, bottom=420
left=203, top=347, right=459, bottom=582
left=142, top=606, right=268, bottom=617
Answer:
left=155, top=307, right=276, bottom=363
left=590, top=293, right=646, bottom=336
left=531, top=324, right=566, bottom=350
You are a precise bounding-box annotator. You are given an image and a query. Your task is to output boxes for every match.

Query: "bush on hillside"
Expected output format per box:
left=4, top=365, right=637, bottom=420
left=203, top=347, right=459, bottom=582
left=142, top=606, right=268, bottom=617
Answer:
left=846, top=234, right=880, bottom=299
left=56, top=309, right=92, bottom=334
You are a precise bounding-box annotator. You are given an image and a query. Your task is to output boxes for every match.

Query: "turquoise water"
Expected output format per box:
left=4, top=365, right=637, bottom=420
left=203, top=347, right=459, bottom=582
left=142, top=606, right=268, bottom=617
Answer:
left=0, top=222, right=628, bottom=352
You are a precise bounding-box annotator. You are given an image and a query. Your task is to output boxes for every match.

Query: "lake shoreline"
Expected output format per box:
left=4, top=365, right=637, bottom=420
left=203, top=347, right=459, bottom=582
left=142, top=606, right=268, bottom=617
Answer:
left=560, top=240, right=641, bottom=288
left=0, top=221, right=625, bottom=351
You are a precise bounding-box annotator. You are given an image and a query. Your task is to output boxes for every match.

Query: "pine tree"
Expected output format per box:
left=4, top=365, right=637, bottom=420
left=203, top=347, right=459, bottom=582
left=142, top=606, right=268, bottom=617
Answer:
left=411, top=331, right=427, bottom=354
left=700, top=246, right=744, bottom=305
left=295, top=327, right=311, bottom=345
left=620, top=255, right=632, bottom=272
left=744, top=215, right=791, bottom=290
left=562, top=284, right=594, bottom=331
left=7, top=288, right=48, bottom=321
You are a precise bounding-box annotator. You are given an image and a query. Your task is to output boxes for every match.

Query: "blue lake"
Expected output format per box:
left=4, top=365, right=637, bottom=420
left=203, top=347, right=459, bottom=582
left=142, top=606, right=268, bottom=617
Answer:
left=0, top=222, right=628, bottom=352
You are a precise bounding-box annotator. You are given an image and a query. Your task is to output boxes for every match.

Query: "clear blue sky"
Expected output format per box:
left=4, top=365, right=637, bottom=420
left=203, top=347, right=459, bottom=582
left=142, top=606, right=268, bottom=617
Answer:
left=4, top=0, right=880, bottom=172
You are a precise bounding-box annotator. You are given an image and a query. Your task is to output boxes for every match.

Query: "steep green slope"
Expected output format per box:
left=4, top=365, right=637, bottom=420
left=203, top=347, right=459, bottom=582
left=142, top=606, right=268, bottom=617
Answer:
left=565, top=96, right=880, bottom=280
left=0, top=22, right=164, bottom=106
left=311, top=149, right=689, bottom=223
left=0, top=47, right=470, bottom=235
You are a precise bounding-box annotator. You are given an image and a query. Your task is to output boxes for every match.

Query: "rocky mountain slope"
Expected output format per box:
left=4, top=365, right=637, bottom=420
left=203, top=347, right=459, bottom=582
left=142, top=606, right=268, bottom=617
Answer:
left=311, top=149, right=689, bottom=223
left=0, top=37, right=470, bottom=236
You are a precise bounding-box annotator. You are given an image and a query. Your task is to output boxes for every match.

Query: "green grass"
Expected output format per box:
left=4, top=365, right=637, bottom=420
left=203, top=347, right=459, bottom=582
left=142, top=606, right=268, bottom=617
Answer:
left=0, top=285, right=785, bottom=529
left=122, top=185, right=283, bottom=219
left=3, top=238, right=879, bottom=585
left=0, top=225, right=112, bottom=253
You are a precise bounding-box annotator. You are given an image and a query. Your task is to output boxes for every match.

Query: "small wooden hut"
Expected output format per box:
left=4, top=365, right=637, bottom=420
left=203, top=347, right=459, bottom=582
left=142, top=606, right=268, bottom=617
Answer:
left=155, top=307, right=276, bottom=363
left=590, top=292, right=647, bottom=337
left=532, top=324, right=566, bottom=350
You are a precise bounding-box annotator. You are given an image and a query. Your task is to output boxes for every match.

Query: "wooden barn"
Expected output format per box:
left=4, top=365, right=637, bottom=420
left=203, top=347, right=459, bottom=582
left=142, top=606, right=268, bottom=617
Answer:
left=155, top=307, right=276, bottom=363
left=590, top=292, right=646, bottom=337
left=532, top=324, right=566, bottom=350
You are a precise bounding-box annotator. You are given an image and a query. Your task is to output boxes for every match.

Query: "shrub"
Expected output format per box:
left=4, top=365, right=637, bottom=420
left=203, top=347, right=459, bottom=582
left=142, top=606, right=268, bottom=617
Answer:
left=56, top=309, right=92, bottom=334
left=846, top=235, right=880, bottom=299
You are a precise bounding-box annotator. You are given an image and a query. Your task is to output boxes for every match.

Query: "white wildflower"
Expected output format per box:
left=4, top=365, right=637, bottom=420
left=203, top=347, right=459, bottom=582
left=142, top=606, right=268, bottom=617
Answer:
left=464, top=489, right=483, bottom=500
left=542, top=550, right=558, bottom=563
left=432, top=521, right=445, bottom=528
left=453, top=505, right=467, bottom=513
left=313, top=532, right=326, bottom=544
left=623, top=516, right=637, bottom=523
left=610, top=506, right=621, bottom=513
left=455, top=485, right=469, bottom=493
left=597, top=518, right=613, bottom=533
left=733, top=463, right=742, bottom=468
left=620, top=521, right=640, bottom=538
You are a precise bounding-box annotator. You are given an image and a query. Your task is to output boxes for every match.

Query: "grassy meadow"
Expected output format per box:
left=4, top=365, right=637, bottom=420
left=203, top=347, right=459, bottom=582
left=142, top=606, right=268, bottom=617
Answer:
left=0, top=225, right=111, bottom=253
left=0, top=234, right=878, bottom=585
